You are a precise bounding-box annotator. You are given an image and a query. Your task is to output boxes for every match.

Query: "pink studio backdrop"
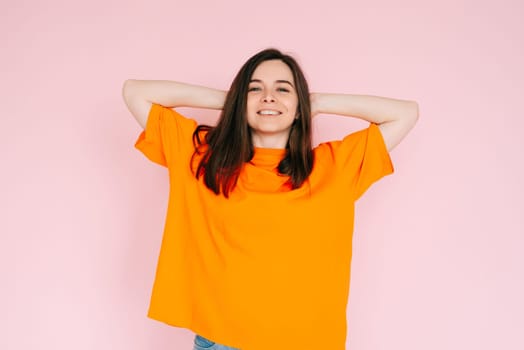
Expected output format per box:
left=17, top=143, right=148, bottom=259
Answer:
left=2, top=1, right=523, bottom=349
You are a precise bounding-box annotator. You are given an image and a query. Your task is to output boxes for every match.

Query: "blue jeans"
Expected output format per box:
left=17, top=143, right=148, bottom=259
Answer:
left=193, top=334, right=240, bottom=350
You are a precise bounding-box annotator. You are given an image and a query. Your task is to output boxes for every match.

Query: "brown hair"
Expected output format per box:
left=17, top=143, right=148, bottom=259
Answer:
left=192, top=48, right=314, bottom=197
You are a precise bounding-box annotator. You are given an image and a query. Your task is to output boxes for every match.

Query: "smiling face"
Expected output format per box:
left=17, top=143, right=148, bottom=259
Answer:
left=246, top=59, right=299, bottom=148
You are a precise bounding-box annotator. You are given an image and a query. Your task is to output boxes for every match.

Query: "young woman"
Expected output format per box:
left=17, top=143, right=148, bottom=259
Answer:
left=122, top=48, right=418, bottom=350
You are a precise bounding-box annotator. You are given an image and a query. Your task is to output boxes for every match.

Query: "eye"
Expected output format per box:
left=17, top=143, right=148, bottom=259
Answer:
left=248, top=86, right=261, bottom=92
left=277, top=87, right=290, bottom=93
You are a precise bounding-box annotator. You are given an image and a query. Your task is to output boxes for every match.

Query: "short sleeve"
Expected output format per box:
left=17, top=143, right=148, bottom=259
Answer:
left=323, top=123, right=394, bottom=201
left=134, top=103, right=198, bottom=167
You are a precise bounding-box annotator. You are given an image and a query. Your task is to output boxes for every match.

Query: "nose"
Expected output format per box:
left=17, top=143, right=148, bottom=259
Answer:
left=262, top=91, right=275, bottom=103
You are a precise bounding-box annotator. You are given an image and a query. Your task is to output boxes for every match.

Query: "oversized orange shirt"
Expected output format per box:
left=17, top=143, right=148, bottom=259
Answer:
left=135, top=103, right=394, bottom=350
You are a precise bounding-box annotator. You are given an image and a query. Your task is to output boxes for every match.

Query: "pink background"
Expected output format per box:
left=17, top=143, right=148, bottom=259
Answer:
left=3, top=0, right=523, bottom=349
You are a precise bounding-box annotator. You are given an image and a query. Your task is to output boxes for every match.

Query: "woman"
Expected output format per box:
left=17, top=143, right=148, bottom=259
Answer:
left=122, top=48, right=418, bottom=350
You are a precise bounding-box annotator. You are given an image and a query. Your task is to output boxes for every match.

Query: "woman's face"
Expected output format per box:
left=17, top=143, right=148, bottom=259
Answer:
left=246, top=59, right=299, bottom=148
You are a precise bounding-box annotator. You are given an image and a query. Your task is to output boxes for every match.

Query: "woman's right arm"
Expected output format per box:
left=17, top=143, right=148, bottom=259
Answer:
left=122, top=80, right=227, bottom=128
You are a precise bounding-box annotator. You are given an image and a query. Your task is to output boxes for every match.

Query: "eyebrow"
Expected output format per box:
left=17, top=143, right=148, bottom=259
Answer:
left=249, top=79, right=295, bottom=88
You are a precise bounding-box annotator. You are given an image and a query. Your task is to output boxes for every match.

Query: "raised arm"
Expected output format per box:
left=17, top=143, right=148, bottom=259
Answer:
left=310, top=93, right=419, bottom=151
left=122, top=80, right=227, bottom=128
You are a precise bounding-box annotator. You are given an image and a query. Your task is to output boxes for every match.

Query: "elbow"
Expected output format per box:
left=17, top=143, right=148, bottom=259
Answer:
left=122, top=79, right=137, bottom=102
left=408, top=100, right=420, bottom=125
left=413, top=100, right=420, bottom=118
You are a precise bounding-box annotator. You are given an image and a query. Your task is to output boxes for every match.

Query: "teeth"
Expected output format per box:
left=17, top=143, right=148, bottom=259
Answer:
left=258, top=110, right=280, bottom=115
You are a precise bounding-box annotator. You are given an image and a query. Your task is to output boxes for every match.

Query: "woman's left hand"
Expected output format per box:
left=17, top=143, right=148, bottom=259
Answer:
left=309, top=92, right=321, bottom=117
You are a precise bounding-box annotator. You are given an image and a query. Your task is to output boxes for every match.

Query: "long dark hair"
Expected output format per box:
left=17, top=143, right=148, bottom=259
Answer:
left=192, top=48, right=314, bottom=197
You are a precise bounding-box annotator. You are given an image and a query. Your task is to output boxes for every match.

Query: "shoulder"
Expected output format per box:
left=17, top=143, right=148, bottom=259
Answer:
left=149, top=104, right=198, bottom=129
left=314, top=124, right=379, bottom=156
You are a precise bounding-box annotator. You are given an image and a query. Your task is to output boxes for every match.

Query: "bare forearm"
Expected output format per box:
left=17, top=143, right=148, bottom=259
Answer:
left=122, top=79, right=227, bottom=128
left=310, top=92, right=419, bottom=151
left=123, top=79, right=226, bottom=109
left=311, top=93, right=418, bottom=124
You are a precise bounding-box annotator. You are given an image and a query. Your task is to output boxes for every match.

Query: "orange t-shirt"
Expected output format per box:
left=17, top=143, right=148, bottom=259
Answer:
left=135, top=103, right=394, bottom=350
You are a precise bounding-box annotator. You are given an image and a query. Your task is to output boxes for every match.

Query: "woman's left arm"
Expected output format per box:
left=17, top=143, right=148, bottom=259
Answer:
left=310, top=93, right=419, bottom=151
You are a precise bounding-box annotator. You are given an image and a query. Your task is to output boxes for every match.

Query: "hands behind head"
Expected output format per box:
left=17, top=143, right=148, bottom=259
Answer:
left=309, top=93, right=322, bottom=118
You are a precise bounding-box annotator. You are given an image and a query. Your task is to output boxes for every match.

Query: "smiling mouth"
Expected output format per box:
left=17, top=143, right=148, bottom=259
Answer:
left=257, top=110, right=282, bottom=116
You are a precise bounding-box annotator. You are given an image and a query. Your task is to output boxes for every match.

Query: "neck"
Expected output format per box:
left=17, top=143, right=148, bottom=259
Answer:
left=251, top=133, right=289, bottom=149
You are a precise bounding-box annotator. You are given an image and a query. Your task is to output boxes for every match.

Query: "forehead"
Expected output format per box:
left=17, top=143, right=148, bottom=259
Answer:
left=251, top=59, right=294, bottom=83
